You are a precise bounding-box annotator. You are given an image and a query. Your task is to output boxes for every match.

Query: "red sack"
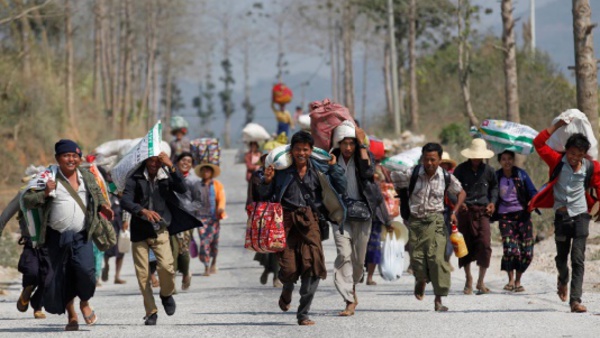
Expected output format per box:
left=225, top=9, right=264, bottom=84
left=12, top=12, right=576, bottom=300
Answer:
left=245, top=202, right=287, bottom=253
left=309, top=98, right=355, bottom=150
left=369, top=136, right=385, bottom=161
left=272, top=83, right=293, bottom=105
left=380, top=182, right=400, bottom=218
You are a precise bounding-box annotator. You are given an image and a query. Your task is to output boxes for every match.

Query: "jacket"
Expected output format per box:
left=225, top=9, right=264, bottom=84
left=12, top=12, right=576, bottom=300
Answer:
left=528, top=129, right=600, bottom=212
left=202, top=179, right=227, bottom=220
left=492, top=166, right=537, bottom=221
left=331, top=148, right=391, bottom=225
left=121, top=165, right=203, bottom=242
left=22, top=167, right=108, bottom=247
left=260, top=158, right=347, bottom=230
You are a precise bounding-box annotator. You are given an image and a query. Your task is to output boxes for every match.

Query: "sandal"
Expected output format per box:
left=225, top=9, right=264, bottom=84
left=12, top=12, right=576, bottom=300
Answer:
left=81, top=306, right=98, bottom=326
left=16, top=286, right=33, bottom=312
left=514, top=285, right=525, bottom=293
left=65, top=320, right=79, bottom=331
left=101, top=266, right=109, bottom=282
left=33, top=310, right=46, bottom=319
left=476, top=285, right=491, bottom=295
left=339, top=302, right=356, bottom=316
left=366, top=280, right=377, bottom=286
left=298, top=319, right=315, bottom=326
left=434, top=302, right=449, bottom=312
left=503, top=284, right=515, bottom=291
left=278, top=297, right=291, bottom=312
left=414, top=281, right=426, bottom=301
left=463, top=286, right=473, bottom=295
left=182, top=275, right=192, bottom=290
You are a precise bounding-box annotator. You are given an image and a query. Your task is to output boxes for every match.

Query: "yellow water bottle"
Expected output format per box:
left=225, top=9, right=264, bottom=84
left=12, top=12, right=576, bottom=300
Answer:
left=450, top=223, right=468, bottom=258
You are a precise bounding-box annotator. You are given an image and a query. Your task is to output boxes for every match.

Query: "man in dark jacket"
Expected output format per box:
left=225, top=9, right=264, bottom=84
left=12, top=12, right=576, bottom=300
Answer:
left=453, top=138, right=498, bottom=295
left=330, top=125, right=392, bottom=317
left=121, top=151, right=195, bottom=325
left=262, top=131, right=346, bottom=326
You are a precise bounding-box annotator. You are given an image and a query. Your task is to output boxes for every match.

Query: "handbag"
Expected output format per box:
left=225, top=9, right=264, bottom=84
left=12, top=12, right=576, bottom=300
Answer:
left=56, top=175, right=117, bottom=251
left=345, top=198, right=371, bottom=221
left=189, top=237, right=198, bottom=258
left=244, top=202, right=287, bottom=253
left=294, top=174, right=330, bottom=241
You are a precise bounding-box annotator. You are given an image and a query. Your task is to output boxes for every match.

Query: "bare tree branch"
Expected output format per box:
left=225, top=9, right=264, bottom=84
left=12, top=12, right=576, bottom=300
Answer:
left=0, top=0, right=53, bottom=26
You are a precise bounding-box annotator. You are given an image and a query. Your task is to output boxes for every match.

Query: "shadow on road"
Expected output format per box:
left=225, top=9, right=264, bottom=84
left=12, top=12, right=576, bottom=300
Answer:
left=174, top=321, right=295, bottom=326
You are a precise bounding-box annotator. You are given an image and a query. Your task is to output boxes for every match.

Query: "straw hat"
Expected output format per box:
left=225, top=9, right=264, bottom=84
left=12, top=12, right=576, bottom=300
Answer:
left=381, top=218, right=409, bottom=244
left=441, top=151, right=457, bottom=169
left=460, top=138, right=494, bottom=159
left=194, top=162, right=221, bottom=178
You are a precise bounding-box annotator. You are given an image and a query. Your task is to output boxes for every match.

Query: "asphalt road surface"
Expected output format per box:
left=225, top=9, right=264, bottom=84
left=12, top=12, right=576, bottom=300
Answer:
left=1, top=150, right=599, bottom=337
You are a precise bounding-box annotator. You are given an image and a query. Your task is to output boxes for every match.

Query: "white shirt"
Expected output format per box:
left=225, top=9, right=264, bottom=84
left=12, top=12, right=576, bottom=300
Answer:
left=338, top=155, right=362, bottom=200
left=48, top=169, right=87, bottom=233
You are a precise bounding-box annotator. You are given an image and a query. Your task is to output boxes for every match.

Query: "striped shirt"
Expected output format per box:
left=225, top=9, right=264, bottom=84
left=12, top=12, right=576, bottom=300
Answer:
left=391, top=166, right=462, bottom=219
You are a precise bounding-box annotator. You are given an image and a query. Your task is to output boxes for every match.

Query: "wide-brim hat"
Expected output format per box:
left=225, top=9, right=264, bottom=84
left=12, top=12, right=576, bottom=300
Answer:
left=381, top=219, right=409, bottom=244
left=460, top=138, right=494, bottom=159
left=194, top=163, right=221, bottom=178
left=441, top=151, right=457, bottom=169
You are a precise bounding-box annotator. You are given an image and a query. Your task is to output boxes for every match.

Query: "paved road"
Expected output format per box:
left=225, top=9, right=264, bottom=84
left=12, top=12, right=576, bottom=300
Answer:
left=1, top=149, right=600, bottom=337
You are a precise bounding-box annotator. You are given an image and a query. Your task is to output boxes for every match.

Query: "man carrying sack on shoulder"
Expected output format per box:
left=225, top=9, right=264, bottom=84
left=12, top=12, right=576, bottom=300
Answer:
left=529, top=119, right=600, bottom=313
left=22, top=139, right=114, bottom=331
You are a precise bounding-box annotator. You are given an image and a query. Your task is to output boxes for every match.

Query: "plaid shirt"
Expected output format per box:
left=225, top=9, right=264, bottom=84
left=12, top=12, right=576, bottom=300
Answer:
left=391, top=166, right=462, bottom=219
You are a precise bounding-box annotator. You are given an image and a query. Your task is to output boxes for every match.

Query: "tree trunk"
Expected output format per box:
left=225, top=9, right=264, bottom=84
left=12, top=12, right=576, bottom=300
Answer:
left=383, top=43, right=393, bottom=122
left=119, top=0, right=132, bottom=138
left=336, top=22, right=343, bottom=103
left=163, top=57, right=173, bottom=138
left=342, top=1, right=355, bottom=115
left=64, top=0, right=78, bottom=140
left=17, top=0, right=32, bottom=78
left=328, top=1, right=337, bottom=102
left=139, top=0, right=157, bottom=127
left=572, top=0, right=599, bottom=137
left=31, top=6, right=51, bottom=69
left=360, top=40, right=369, bottom=128
left=457, top=0, right=479, bottom=127
left=110, top=1, right=121, bottom=132
left=93, top=0, right=102, bottom=104
left=501, top=0, right=520, bottom=123
left=408, top=0, right=419, bottom=131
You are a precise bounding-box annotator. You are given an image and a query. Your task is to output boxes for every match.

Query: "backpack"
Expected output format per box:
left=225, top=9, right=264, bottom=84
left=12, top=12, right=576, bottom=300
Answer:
left=399, top=165, right=451, bottom=221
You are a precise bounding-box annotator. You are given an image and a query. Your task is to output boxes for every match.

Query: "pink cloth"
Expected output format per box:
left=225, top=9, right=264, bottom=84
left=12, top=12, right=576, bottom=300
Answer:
left=308, top=98, right=355, bottom=150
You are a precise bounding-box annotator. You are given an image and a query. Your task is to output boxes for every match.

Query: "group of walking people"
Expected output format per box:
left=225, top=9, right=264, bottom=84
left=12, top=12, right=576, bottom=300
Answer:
left=244, top=117, right=599, bottom=325
left=2, top=114, right=599, bottom=329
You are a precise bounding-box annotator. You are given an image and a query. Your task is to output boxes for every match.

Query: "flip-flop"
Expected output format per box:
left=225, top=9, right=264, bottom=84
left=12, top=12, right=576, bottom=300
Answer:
left=339, top=302, right=356, bottom=316
left=298, top=319, right=315, bottom=326
left=82, top=308, right=98, bottom=326
left=16, top=286, right=33, bottom=312
left=514, top=285, right=525, bottom=292
left=463, top=286, right=473, bottom=295
left=33, top=310, right=46, bottom=319
left=278, top=297, right=291, bottom=312
left=435, top=302, right=449, bottom=312
left=503, top=284, right=515, bottom=291
left=476, top=286, right=491, bottom=295
left=65, top=320, right=79, bottom=331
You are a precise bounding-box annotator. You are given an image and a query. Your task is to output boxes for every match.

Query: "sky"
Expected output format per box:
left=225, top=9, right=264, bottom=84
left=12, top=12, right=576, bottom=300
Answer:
left=173, top=0, right=600, bottom=143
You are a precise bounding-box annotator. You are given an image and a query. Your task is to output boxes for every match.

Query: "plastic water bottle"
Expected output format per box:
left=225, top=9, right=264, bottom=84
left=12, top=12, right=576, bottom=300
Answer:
left=450, top=224, right=468, bottom=258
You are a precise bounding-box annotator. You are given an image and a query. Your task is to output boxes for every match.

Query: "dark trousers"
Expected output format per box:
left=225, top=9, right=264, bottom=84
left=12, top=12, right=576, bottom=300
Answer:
left=554, top=211, right=590, bottom=304
left=17, top=240, right=50, bottom=310
left=282, top=276, right=320, bottom=321
left=45, top=228, right=96, bottom=314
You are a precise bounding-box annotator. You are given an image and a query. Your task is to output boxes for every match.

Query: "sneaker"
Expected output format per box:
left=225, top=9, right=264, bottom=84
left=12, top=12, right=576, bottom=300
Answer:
left=160, top=295, right=176, bottom=316
left=144, top=313, right=157, bottom=325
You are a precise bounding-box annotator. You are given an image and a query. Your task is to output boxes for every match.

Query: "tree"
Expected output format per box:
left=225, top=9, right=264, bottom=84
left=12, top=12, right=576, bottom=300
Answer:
left=342, top=0, right=355, bottom=115
left=501, top=0, right=520, bottom=124
left=219, top=58, right=235, bottom=148
left=572, top=0, right=598, bottom=137
left=457, top=0, right=479, bottom=127
left=407, top=0, right=419, bottom=131
left=64, top=0, right=78, bottom=140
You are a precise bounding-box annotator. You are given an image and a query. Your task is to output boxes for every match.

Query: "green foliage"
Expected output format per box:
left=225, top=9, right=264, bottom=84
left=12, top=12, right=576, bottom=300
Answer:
left=439, top=123, right=471, bottom=149
left=219, top=59, right=235, bottom=119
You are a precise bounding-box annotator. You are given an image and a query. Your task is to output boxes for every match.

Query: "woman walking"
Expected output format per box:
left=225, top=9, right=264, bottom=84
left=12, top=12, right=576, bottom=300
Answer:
left=195, top=162, right=227, bottom=276
left=172, top=152, right=203, bottom=290
left=494, top=150, right=537, bottom=292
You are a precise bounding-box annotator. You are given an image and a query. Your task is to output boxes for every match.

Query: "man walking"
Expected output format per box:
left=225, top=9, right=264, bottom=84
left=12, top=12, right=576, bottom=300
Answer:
left=330, top=123, right=392, bottom=316
left=23, top=139, right=114, bottom=331
left=392, top=143, right=465, bottom=311
left=262, top=131, right=346, bottom=325
left=529, top=119, right=600, bottom=313
left=453, top=138, right=498, bottom=295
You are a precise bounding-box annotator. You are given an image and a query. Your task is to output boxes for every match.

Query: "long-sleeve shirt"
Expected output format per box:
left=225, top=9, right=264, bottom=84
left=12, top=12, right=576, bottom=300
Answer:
left=453, top=160, right=498, bottom=206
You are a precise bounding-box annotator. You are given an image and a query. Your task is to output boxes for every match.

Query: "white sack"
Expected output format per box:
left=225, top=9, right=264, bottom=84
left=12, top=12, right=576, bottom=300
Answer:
left=547, top=109, right=598, bottom=160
